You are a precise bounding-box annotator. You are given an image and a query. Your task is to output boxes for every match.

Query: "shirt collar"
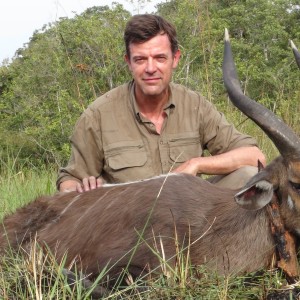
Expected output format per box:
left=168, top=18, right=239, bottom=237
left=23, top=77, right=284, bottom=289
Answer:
left=129, top=81, right=176, bottom=122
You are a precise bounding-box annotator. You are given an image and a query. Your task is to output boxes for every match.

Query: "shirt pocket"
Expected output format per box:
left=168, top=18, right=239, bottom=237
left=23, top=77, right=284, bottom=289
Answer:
left=104, top=140, right=147, bottom=170
left=168, top=132, right=202, bottom=164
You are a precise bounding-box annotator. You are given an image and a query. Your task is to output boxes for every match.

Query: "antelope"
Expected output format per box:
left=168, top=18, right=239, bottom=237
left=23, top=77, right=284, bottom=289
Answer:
left=0, top=31, right=299, bottom=295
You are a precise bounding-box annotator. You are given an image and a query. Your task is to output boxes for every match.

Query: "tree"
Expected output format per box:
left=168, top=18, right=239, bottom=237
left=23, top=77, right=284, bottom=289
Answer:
left=157, top=0, right=300, bottom=125
left=0, top=4, right=131, bottom=166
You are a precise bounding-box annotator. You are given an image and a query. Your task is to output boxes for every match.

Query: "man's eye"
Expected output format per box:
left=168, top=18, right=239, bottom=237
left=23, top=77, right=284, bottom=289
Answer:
left=134, top=58, right=145, bottom=64
left=156, top=57, right=167, bottom=63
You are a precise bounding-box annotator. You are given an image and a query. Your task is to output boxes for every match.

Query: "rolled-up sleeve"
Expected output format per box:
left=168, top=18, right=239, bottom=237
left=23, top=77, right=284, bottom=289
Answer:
left=199, top=99, right=257, bottom=155
left=56, top=108, right=103, bottom=189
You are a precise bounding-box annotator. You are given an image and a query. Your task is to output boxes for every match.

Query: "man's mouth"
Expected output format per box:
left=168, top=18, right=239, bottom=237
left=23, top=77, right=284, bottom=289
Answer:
left=143, top=78, right=160, bottom=83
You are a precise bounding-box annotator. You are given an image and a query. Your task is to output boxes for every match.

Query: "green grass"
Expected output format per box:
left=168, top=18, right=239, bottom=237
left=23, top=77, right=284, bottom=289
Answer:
left=0, top=163, right=57, bottom=219
left=0, top=236, right=297, bottom=299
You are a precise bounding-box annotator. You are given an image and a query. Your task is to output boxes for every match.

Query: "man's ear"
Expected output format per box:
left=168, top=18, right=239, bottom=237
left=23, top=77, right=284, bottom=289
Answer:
left=124, top=54, right=132, bottom=71
left=172, top=49, right=181, bottom=69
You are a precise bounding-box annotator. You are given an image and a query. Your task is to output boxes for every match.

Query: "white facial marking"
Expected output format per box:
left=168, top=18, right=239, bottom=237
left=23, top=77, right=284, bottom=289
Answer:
left=287, top=195, right=294, bottom=210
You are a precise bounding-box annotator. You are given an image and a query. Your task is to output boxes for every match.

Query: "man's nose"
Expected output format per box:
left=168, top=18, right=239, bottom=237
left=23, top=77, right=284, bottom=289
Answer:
left=145, top=58, right=157, bottom=73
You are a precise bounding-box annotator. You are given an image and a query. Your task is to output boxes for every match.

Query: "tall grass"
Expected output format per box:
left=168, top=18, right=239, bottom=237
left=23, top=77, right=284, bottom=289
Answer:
left=0, top=151, right=57, bottom=219
left=0, top=230, right=297, bottom=299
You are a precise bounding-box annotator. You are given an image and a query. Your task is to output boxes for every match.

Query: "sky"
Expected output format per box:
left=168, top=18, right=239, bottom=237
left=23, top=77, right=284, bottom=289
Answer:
left=0, top=0, right=164, bottom=63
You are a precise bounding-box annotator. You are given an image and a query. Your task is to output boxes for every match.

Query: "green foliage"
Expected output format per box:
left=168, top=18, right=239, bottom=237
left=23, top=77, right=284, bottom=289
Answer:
left=157, top=0, right=300, bottom=158
left=158, top=0, right=300, bottom=100
left=0, top=0, right=299, bottom=166
left=0, top=4, right=131, bottom=166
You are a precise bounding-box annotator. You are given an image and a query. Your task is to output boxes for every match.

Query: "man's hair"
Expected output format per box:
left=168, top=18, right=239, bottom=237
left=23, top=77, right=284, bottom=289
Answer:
left=124, top=14, right=179, bottom=58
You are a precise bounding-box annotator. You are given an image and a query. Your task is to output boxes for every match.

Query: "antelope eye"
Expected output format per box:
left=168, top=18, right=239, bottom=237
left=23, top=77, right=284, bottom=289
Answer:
left=290, top=181, right=300, bottom=193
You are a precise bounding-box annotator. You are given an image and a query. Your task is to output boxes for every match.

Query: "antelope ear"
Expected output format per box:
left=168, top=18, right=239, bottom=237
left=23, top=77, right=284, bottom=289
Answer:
left=257, top=159, right=264, bottom=172
left=235, top=180, right=274, bottom=210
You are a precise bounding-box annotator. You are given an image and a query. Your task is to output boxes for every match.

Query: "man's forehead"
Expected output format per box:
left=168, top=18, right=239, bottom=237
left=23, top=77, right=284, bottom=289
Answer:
left=128, top=34, right=172, bottom=54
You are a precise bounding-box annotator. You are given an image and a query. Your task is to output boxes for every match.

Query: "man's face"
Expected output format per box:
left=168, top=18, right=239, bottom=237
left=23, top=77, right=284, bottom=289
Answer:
left=125, top=34, right=180, bottom=100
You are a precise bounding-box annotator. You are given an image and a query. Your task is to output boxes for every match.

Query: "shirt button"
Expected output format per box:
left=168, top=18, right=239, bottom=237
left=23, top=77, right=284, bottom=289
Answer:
left=160, top=141, right=163, bottom=145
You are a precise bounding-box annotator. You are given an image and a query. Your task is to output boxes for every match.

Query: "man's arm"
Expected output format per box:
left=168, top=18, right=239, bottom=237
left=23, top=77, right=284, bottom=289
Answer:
left=60, top=147, right=264, bottom=192
left=173, top=146, right=266, bottom=176
left=57, top=108, right=104, bottom=193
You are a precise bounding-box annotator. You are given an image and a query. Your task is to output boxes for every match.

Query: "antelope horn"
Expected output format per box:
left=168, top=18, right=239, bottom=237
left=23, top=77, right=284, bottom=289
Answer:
left=290, top=40, right=300, bottom=69
left=222, top=29, right=300, bottom=161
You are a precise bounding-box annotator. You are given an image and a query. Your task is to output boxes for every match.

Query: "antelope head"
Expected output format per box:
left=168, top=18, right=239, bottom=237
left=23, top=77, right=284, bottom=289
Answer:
left=222, top=29, right=300, bottom=233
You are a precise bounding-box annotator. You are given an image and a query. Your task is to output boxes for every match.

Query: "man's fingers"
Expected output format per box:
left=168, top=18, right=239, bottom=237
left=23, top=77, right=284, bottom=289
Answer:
left=96, top=178, right=103, bottom=188
left=80, top=176, right=103, bottom=192
left=76, top=182, right=83, bottom=193
left=81, top=177, right=89, bottom=191
left=88, top=176, right=97, bottom=190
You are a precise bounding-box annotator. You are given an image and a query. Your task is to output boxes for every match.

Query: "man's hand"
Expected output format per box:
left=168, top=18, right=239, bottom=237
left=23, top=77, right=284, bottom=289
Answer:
left=172, top=146, right=266, bottom=177
left=59, top=177, right=103, bottom=193
left=173, top=158, right=199, bottom=176
left=81, top=176, right=103, bottom=192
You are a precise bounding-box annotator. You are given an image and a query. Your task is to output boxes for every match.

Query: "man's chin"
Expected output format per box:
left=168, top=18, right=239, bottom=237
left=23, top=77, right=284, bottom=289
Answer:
left=141, top=87, right=164, bottom=97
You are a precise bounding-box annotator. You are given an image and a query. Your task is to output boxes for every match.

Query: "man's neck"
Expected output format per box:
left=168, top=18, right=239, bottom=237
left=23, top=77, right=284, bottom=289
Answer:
left=135, top=89, right=169, bottom=134
left=135, top=89, right=169, bottom=118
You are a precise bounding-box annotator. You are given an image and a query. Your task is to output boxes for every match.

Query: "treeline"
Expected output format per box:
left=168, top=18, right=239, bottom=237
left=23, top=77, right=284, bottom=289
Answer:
left=0, top=0, right=299, bottom=169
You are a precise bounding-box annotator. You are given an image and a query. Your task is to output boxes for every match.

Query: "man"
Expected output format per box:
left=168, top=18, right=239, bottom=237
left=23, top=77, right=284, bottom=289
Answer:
left=57, top=14, right=265, bottom=193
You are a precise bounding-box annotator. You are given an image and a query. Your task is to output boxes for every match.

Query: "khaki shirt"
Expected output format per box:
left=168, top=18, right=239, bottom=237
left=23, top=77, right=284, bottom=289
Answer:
left=57, top=81, right=257, bottom=187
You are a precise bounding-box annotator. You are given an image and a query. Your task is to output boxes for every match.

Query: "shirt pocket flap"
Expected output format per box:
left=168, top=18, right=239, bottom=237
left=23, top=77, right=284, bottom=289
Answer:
left=104, top=140, right=147, bottom=170
left=168, top=134, right=201, bottom=163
